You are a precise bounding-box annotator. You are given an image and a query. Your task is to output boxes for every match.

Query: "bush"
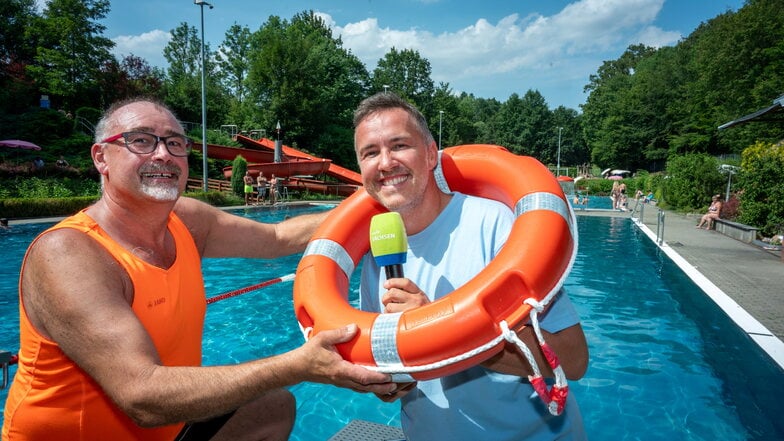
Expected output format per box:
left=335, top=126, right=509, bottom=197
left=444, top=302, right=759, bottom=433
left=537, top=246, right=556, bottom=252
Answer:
left=663, top=154, right=725, bottom=211
left=230, top=155, right=248, bottom=196
left=737, top=141, right=784, bottom=237
left=0, top=196, right=98, bottom=219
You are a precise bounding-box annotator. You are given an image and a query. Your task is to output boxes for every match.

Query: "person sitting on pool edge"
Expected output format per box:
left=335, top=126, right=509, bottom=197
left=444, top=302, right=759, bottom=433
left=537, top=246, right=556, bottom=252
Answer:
left=352, top=92, right=589, bottom=440
left=1, top=97, right=395, bottom=441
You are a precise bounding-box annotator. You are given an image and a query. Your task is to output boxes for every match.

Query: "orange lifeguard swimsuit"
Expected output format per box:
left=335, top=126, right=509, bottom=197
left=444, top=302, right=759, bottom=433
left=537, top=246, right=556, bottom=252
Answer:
left=2, top=211, right=206, bottom=441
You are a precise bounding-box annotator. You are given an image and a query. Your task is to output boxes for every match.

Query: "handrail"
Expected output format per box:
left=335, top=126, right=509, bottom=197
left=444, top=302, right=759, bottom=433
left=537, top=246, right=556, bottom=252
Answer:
left=630, top=199, right=647, bottom=225
left=74, top=116, right=95, bottom=135
left=656, top=210, right=666, bottom=245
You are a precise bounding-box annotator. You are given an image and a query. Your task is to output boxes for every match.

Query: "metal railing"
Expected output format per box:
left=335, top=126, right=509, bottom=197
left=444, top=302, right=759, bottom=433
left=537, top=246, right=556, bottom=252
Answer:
left=656, top=210, right=666, bottom=245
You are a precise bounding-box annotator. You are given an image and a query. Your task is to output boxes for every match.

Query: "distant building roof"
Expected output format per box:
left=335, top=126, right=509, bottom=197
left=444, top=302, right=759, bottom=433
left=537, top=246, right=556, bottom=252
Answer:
left=718, top=94, right=784, bottom=130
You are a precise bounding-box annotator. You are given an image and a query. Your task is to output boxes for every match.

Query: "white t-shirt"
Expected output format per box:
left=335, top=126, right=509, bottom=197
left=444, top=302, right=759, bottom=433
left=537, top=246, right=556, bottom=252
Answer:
left=360, top=192, right=586, bottom=441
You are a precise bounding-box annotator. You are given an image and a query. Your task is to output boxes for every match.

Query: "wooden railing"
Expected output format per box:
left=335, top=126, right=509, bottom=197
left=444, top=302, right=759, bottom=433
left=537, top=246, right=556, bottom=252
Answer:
left=186, top=177, right=233, bottom=193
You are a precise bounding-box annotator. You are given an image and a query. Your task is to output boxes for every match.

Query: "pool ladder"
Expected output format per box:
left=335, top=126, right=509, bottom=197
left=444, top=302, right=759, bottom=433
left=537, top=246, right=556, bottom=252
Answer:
left=631, top=201, right=666, bottom=245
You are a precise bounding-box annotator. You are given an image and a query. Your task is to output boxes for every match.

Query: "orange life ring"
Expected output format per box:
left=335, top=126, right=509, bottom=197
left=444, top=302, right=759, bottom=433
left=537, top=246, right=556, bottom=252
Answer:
left=293, top=144, right=577, bottom=382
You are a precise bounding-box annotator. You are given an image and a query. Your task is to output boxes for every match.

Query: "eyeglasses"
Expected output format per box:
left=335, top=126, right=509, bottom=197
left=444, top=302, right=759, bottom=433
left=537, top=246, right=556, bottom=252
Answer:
left=101, top=131, right=192, bottom=157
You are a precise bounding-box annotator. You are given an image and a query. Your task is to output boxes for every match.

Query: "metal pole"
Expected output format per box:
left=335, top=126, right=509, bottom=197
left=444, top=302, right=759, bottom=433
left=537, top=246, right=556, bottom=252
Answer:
left=557, top=127, right=563, bottom=176
left=725, top=171, right=732, bottom=203
left=438, top=110, right=443, bottom=150
left=196, top=1, right=212, bottom=192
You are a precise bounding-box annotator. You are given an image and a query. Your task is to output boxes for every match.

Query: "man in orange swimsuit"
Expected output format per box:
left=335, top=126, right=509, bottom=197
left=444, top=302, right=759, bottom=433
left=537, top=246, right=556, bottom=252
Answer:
left=2, top=98, right=394, bottom=441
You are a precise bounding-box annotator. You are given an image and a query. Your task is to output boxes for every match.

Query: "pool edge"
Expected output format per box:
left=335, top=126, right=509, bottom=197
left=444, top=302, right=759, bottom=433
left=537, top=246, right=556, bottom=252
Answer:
left=632, top=218, right=784, bottom=371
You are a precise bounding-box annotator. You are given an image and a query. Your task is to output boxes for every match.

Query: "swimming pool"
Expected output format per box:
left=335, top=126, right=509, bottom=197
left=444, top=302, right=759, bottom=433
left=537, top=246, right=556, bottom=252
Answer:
left=1, top=205, right=782, bottom=439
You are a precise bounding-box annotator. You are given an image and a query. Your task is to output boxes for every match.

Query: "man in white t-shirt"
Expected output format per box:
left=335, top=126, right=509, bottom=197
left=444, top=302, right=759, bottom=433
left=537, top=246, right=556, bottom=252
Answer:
left=353, top=92, right=589, bottom=441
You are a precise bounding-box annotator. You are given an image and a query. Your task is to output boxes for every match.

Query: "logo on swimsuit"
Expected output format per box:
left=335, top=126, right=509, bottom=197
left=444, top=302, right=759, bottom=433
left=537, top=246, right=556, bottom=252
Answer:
left=147, top=297, right=167, bottom=308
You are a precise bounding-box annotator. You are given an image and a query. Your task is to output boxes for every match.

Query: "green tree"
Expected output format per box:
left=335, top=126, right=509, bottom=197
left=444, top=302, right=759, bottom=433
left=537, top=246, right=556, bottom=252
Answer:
left=163, top=22, right=229, bottom=130
left=216, top=23, right=252, bottom=125
left=247, top=11, right=369, bottom=167
left=581, top=44, right=656, bottom=171
left=495, top=90, right=552, bottom=158
left=97, top=55, right=165, bottom=107
left=551, top=106, right=589, bottom=169
left=663, top=153, right=724, bottom=210
left=0, top=0, right=37, bottom=73
left=163, top=22, right=204, bottom=123
left=0, top=0, right=37, bottom=112
left=372, top=48, right=435, bottom=116
left=737, top=141, right=784, bottom=237
left=25, top=0, right=114, bottom=112
left=230, top=155, right=248, bottom=196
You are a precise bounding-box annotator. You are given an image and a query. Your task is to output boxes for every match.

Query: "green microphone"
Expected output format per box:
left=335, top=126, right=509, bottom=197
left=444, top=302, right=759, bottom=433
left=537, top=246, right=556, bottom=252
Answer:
left=369, top=212, right=408, bottom=279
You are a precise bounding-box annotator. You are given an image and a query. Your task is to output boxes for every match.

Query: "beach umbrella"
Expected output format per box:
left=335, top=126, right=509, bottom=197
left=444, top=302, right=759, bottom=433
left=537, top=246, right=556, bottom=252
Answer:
left=607, top=175, right=623, bottom=180
left=0, top=140, right=42, bottom=151
left=610, top=169, right=631, bottom=175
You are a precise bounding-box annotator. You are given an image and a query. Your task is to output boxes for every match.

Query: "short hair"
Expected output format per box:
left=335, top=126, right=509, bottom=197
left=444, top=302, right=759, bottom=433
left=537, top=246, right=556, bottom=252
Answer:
left=353, top=92, right=435, bottom=146
left=94, top=97, right=182, bottom=143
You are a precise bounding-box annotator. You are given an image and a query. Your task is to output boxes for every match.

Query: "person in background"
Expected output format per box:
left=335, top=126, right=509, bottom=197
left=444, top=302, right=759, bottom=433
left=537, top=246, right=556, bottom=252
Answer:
left=353, top=92, right=588, bottom=440
left=243, top=171, right=254, bottom=205
left=610, top=181, right=620, bottom=210
left=1, top=98, right=394, bottom=441
left=696, top=194, right=723, bottom=229
left=269, top=174, right=279, bottom=205
left=0, top=218, right=9, bottom=230
left=256, top=172, right=268, bottom=205
left=55, top=156, right=69, bottom=168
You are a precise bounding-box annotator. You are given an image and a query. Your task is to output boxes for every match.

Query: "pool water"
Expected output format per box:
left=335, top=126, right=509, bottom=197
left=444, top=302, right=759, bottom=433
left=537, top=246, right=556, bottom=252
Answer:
left=1, top=205, right=782, bottom=440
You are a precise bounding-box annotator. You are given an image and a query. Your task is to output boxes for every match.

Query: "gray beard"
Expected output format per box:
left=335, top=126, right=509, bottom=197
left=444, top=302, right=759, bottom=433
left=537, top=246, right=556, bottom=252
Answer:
left=141, top=181, right=180, bottom=201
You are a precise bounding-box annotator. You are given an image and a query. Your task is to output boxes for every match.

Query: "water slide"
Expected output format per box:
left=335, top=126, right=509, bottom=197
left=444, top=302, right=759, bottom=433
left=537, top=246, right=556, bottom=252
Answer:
left=234, top=135, right=362, bottom=185
left=192, top=136, right=362, bottom=196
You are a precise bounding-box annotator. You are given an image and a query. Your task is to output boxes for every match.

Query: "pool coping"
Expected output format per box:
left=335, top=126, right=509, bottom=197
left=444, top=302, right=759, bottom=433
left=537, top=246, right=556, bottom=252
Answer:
left=632, top=217, right=784, bottom=371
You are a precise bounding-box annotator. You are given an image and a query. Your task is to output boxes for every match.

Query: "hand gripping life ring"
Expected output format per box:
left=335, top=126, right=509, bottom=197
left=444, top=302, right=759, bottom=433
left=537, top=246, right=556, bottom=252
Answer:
left=293, top=144, right=577, bottom=413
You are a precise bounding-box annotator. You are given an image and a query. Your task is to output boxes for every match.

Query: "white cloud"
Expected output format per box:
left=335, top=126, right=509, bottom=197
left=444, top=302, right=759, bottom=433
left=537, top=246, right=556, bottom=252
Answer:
left=319, top=0, right=674, bottom=107
left=634, top=26, right=682, bottom=48
left=111, top=29, right=171, bottom=68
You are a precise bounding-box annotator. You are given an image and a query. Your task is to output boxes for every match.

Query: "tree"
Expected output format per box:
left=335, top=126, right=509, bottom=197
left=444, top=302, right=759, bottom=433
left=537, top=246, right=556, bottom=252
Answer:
left=551, top=106, right=589, bottom=169
left=372, top=48, right=435, bottom=116
left=163, top=22, right=229, bottom=129
left=97, top=55, right=165, bottom=107
left=581, top=44, right=656, bottom=170
left=25, top=0, right=115, bottom=112
left=495, top=90, right=552, bottom=158
left=0, top=0, right=37, bottom=112
left=246, top=11, right=369, bottom=166
left=216, top=23, right=252, bottom=125
left=0, top=0, right=37, bottom=73
left=163, top=22, right=204, bottom=123
left=737, top=141, right=784, bottom=237
left=230, top=155, right=248, bottom=196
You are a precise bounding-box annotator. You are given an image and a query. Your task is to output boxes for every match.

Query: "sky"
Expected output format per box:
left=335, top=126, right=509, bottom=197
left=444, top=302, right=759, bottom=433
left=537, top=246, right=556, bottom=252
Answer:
left=42, top=0, right=746, bottom=110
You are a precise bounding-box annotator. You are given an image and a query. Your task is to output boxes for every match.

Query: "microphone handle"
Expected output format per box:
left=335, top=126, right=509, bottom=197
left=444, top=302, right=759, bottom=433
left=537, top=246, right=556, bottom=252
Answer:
left=384, top=264, right=404, bottom=279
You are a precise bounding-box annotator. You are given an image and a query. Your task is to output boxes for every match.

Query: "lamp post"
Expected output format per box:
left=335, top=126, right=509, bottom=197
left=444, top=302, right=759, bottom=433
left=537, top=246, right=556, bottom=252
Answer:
left=720, top=164, right=739, bottom=202
left=195, top=0, right=212, bottom=192
left=438, top=110, right=444, bottom=150
left=557, top=126, right=563, bottom=176
left=383, top=84, right=390, bottom=94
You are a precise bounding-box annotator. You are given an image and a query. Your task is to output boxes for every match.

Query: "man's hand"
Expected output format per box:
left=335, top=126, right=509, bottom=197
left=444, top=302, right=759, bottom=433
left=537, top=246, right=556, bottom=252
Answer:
left=375, top=381, right=417, bottom=402
left=298, top=324, right=396, bottom=395
left=380, top=278, right=430, bottom=313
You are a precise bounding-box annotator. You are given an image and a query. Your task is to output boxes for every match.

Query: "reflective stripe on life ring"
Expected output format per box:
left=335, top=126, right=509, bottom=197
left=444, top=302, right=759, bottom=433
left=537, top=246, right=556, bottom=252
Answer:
left=293, top=144, right=578, bottom=382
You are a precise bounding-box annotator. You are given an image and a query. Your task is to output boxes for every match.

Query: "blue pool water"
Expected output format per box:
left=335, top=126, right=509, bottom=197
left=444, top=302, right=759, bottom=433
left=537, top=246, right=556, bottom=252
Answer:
left=1, top=205, right=782, bottom=440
